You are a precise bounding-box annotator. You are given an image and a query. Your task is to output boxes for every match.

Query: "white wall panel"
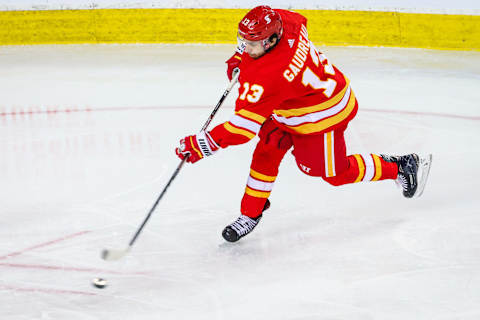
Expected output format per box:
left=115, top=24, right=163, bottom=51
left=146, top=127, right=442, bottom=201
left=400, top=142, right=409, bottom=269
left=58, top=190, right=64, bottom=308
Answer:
left=0, top=0, right=479, bottom=14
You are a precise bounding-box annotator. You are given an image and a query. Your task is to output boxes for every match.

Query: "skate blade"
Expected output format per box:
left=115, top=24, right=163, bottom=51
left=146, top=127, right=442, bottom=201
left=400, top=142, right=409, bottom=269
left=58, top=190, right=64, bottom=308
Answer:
left=415, top=154, right=433, bottom=198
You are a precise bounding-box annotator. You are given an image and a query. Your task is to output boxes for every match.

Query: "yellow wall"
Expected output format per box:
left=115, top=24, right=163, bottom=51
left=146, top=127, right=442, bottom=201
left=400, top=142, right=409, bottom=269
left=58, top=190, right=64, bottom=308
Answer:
left=0, top=8, right=479, bottom=50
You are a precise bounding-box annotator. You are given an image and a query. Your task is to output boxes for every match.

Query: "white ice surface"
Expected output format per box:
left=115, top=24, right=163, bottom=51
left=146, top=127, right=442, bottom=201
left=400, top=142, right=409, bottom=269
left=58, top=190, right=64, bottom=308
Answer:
left=0, top=44, right=479, bottom=320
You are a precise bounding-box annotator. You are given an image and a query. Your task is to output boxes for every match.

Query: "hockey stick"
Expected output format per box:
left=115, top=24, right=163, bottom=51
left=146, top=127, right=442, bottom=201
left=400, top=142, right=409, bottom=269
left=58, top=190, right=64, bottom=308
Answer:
left=101, top=71, right=240, bottom=261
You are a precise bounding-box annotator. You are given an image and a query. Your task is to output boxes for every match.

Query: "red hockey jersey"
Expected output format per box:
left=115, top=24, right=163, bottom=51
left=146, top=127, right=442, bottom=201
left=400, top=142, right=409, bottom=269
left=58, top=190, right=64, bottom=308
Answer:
left=210, top=9, right=358, bottom=148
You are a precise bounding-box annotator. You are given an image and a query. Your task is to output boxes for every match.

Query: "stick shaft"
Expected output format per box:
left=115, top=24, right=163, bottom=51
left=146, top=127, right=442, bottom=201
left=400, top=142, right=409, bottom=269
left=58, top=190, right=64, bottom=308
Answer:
left=201, top=72, right=239, bottom=131
left=126, top=71, right=239, bottom=249
left=128, top=157, right=187, bottom=246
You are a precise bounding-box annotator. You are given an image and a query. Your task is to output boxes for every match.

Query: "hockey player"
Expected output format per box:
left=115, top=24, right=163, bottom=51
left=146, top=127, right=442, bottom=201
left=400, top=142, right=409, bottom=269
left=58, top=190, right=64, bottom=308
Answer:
left=176, top=6, right=431, bottom=242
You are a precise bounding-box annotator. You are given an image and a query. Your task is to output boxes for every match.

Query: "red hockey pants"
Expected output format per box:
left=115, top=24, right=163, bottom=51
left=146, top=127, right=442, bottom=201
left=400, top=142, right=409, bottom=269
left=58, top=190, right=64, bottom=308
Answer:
left=241, top=117, right=398, bottom=218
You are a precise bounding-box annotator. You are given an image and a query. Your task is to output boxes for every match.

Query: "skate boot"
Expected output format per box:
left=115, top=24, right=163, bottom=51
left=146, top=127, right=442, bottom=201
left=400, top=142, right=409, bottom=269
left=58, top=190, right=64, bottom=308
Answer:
left=382, top=154, right=419, bottom=198
left=222, top=199, right=270, bottom=242
left=382, top=153, right=432, bottom=198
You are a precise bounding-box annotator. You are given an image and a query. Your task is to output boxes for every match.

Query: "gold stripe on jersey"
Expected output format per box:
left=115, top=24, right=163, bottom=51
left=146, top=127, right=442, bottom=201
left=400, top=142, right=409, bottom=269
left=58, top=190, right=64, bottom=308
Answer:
left=274, top=81, right=349, bottom=118
left=237, top=109, right=266, bottom=124
left=353, top=154, right=366, bottom=183
left=372, top=154, right=383, bottom=181
left=245, top=186, right=271, bottom=199
left=223, top=122, right=256, bottom=139
left=250, top=169, right=277, bottom=182
left=281, top=90, right=356, bottom=135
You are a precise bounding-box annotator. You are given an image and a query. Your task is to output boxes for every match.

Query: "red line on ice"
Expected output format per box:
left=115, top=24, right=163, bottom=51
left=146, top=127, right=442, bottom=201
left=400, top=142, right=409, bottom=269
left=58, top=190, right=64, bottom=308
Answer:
left=362, top=108, right=480, bottom=121
left=0, top=105, right=478, bottom=121
left=0, top=230, right=91, bottom=260
left=0, top=285, right=96, bottom=296
left=0, top=262, right=147, bottom=275
left=0, top=230, right=150, bottom=276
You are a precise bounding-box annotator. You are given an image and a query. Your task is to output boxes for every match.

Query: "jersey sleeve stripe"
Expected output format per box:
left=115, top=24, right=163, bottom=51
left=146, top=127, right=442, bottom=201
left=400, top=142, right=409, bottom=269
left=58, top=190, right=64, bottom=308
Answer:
left=236, top=109, right=266, bottom=124
left=205, top=131, right=219, bottom=149
left=250, top=169, right=277, bottom=182
left=273, top=80, right=349, bottom=118
left=229, top=114, right=262, bottom=134
left=223, top=122, right=256, bottom=139
left=245, top=186, right=270, bottom=199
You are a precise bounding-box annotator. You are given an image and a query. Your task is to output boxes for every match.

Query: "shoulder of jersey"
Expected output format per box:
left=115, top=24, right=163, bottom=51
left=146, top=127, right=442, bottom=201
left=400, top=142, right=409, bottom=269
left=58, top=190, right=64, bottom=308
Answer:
left=278, top=9, right=307, bottom=50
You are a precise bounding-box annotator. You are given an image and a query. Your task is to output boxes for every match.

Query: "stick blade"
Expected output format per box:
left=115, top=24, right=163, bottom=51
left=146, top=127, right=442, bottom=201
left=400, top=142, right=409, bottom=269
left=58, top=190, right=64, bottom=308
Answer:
left=101, top=248, right=129, bottom=261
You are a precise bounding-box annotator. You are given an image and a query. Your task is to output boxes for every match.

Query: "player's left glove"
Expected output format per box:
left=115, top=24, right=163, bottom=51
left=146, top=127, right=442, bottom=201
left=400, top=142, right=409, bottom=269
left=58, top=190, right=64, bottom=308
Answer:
left=225, top=42, right=245, bottom=81
left=175, top=131, right=219, bottom=164
left=226, top=53, right=242, bottom=81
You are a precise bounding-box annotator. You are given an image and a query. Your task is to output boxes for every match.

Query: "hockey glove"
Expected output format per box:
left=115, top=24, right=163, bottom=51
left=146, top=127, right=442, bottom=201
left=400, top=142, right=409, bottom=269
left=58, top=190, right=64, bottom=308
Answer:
left=226, top=42, right=245, bottom=80
left=175, top=131, right=219, bottom=164
left=226, top=53, right=242, bottom=81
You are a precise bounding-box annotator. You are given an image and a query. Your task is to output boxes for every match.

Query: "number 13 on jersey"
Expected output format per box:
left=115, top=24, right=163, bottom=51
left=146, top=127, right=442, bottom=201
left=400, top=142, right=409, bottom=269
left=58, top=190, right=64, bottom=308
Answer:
left=284, top=41, right=337, bottom=98
left=302, top=43, right=337, bottom=98
left=239, top=82, right=265, bottom=103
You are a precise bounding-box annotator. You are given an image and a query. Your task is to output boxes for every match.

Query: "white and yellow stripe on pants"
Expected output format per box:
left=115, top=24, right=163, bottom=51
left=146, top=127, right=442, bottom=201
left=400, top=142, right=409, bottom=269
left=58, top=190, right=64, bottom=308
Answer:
left=324, top=131, right=336, bottom=178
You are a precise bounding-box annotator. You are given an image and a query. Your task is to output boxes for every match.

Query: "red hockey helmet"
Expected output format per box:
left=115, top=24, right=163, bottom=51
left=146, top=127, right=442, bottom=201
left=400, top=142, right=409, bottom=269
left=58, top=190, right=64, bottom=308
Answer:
left=238, top=6, right=283, bottom=45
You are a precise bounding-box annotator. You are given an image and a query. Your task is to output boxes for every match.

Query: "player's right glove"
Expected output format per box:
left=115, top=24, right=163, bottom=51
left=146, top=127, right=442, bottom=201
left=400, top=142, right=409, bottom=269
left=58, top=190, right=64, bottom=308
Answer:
left=175, top=131, right=219, bottom=164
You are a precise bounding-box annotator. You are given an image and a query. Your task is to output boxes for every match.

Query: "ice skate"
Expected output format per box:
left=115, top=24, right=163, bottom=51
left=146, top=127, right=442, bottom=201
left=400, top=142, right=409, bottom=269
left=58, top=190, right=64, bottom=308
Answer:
left=382, top=153, right=432, bottom=198
left=222, top=200, right=270, bottom=242
left=415, top=154, right=433, bottom=197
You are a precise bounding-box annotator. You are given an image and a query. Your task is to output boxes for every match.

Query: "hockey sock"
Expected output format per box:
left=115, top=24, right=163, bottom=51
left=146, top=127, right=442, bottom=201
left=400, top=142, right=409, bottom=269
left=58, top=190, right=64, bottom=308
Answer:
left=324, top=153, right=398, bottom=186
left=242, top=168, right=277, bottom=218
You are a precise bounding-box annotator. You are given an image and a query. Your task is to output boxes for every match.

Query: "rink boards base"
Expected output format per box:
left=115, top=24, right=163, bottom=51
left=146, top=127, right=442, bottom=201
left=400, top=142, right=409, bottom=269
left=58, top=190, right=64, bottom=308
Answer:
left=0, top=8, right=479, bottom=50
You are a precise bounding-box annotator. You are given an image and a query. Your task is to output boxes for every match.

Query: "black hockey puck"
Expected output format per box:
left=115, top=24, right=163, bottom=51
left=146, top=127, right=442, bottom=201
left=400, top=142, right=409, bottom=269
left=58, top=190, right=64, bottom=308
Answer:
left=92, top=278, right=107, bottom=289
